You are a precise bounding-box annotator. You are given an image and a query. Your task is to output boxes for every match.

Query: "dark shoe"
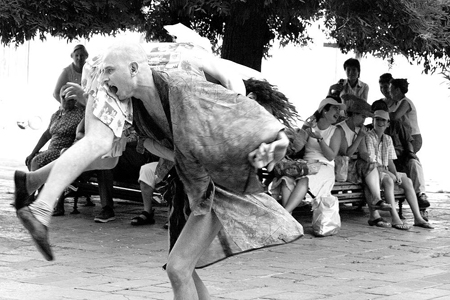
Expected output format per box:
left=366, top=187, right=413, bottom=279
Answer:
left=94, top=208, right=116, bottom=223
left=373, top=200, right=392, bottom=211
left=131, top=210, right=155, bottom=226
left=83, top=198, right=96, bottom=207
left=417, top=193, right=430, bottom=208
left=52, top=208, right=65, bottom=217
left=16, top=207, right=54, bottom=261
left=14, top=171, right=35, bottom=209
left=368, top=218, right=391, bottom=228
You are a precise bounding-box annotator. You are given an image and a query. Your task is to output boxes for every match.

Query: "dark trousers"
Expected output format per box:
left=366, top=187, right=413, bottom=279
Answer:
left=97, top=142, right=157, bottom=210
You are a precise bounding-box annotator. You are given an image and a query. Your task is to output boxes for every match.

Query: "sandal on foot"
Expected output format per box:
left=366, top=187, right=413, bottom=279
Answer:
left=131, top=210, right=155, bottom=226
left=414, top=222, right=434, bottom=229
left=392, top=223, right=411, bottom=231
left=373, top=200, right=392, bottom=211
left=368, top=218, right=391, bottom=228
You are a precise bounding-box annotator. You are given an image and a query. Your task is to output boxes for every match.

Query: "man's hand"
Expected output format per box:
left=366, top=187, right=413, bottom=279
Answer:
left=248, top=131, right=289, bottom=171
left=357, top=126, right=368, bottom=138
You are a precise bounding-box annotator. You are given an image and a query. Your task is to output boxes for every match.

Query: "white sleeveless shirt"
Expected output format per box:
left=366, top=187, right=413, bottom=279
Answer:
left=303, top=125, right=337, bottom=166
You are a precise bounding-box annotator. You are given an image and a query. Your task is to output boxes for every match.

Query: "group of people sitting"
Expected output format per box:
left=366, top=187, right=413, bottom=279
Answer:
left=269, top=58, right=431, bottom=230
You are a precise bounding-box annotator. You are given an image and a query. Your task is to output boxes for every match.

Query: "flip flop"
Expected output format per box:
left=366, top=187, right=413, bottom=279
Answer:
left=392, top=223, right=411, bottom=231
left=368, top=218, right=392, bottom=228
left=414, top=222, right=434, bottom=229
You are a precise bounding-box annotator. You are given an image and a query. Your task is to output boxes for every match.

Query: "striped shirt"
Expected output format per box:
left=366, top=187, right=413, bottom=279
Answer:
left=365, top=130, right=397, bottom=167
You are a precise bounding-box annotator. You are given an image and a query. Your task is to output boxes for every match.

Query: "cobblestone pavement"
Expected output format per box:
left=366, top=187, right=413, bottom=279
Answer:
left=1, top=157, right=449, bottom=300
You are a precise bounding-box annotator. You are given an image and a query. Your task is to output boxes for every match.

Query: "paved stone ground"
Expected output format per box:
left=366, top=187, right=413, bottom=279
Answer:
left=1, top=157, right=450, bottom=300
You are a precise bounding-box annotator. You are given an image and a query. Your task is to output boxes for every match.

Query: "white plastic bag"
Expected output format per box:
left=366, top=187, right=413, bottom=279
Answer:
left=311, top=195, right=341, bottom=237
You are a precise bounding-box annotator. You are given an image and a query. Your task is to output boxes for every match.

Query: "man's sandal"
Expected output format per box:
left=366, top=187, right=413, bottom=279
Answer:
left=368, top=218, right=391, bottom=228
left=131, top=210, right=155, bottom=226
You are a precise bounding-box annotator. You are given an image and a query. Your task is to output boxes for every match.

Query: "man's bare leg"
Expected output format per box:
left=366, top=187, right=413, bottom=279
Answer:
left=19, top=154, right=118, bottom=198
left=166, top=211, right=222, bottom=299
left=15, top=96, right=116, bottom=260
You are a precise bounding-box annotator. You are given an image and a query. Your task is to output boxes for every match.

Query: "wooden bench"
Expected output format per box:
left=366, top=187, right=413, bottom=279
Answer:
left=331, top=181, right=409, bottom=218
left=59, top=174, right=165, bottom=214
left=64, top=173, right=426, bottom=220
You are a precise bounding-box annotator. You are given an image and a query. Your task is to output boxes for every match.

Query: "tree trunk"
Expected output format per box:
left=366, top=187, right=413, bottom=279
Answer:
left=221, top=0, right=271, bottom=71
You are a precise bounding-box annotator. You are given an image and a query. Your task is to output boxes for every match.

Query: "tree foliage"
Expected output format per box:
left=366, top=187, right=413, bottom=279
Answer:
left=0, top=0, right=146, bottom=45
left=321, top=0, right=450, bottom=73
left=2, top=0, right=450, bottom=73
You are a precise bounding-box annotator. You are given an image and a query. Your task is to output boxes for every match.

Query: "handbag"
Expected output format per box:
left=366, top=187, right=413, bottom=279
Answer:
left=273, top=158, right=321, bottom=179
left=334, top=156, right=349, bottom=182
left=311, top=195, right=341, bottom=237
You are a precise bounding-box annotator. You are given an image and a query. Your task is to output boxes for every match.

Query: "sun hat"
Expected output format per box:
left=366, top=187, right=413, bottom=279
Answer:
left=346, top=99, right=374, bottom=117
left=318, top=97, right=346, bottom=113
left=373, top=110, right=390, bottom=120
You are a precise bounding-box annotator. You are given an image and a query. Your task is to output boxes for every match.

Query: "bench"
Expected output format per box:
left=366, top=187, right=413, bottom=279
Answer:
left=59, top=174, right=165, bottom=214
left=62, top=172, right=426, bottom=220
left=331, top=181, right=410, bottom=218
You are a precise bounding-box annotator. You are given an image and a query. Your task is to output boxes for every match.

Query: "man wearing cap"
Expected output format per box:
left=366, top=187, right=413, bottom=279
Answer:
left=365, top=110, right=432, bottom=230
left=336, top=99, right=392, bottom=220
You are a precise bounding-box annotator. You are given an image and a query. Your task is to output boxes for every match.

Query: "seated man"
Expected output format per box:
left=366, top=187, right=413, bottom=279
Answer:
left=94, top=140, right=156, bottom=223
left=336, top=99, right=392, bottom=228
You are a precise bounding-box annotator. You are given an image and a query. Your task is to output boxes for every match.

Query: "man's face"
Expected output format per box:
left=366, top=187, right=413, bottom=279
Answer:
left=373, top=117, right=389, bottom=133
left=353, top=113, right=367, bottom=127
left=345, top=66, right=359, bottom=82
left=379, top=82, right=390, bottom=99
left=389, top=83, right=400, bottom=99
left=100, top=54, right=135, bottom=101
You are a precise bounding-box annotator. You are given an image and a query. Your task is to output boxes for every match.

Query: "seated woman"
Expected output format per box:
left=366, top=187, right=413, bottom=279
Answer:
left=365, top=110, right=432, bottom=230
left=26, top=87, right=84, bottom=171
left=273, top=98, right=345, bottom=214
left=336, top=99, right=392, bottom=228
